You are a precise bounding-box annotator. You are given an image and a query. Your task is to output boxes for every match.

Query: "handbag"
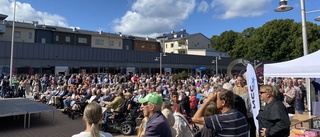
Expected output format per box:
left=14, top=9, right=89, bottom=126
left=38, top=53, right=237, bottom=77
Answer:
left=177, top=115, right=194, bottom=135
left=286, top=97, right=295, bottom=105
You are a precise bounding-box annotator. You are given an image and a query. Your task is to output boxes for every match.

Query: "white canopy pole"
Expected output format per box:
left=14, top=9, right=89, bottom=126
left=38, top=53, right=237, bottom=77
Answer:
left=306, top=78, right=311, bottom=115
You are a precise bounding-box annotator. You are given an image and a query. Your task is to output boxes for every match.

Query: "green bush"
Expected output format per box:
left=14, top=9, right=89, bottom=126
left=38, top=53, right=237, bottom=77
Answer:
left=172, top=71, right=188, bottom=82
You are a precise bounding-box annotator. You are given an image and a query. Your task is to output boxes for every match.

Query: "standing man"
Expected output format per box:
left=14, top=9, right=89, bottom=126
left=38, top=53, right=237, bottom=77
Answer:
left=192, top=89, right=249, bottom=137
left=139, top=92, right=172, bottom=137
left=233, top=75, right=247, bottom=96
left=40, top=74, right=48, bottom=93
left=257, top=85, right=290, bottom=137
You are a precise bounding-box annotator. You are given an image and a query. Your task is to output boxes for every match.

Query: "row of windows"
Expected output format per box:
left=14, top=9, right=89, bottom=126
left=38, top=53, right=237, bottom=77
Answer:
left=12, top=31, right=157, bottom=49
left=13, top=31, right=122, bottom=46
left=14, top=31, right=32, bottom=39
left=141, top=45, right=156, bottom=49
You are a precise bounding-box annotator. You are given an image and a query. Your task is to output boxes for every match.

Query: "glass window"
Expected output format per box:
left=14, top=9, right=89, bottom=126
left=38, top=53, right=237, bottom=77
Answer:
left=171, top=43, right=173, bottom=48
left=78, top=37, right=87, bottom=43
left=28, top=32, right=32, bottom=39
left=109, top=40, right=114, bottom=46
left=41, top=38, right=46, bottom=44
left=150, top=45, right=155, bottom=49
left=65, top=36, right=70, bottom=42
left=126, top=45, right=129, bottom=50
left=95, top=39, right=103, bottom=45
left=14, top=31, right=20, bottom=38
left=56, top=35, right=59, bottom=41
left=119, top=41, right=121, bottom=47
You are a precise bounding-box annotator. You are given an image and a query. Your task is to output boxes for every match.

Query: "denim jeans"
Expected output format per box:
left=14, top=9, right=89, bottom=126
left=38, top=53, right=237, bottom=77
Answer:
left=63, top=99, right=72, bottom=108
left=296, top=99, right=303, bottom=114
left=1, top=87, right=8, bottom=97
left=103, top=111, right=112, bottom=124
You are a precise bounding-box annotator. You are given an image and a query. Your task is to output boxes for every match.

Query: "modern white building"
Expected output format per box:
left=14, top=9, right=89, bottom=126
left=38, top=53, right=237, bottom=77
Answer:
left=156, top=29, right=229, bottom=57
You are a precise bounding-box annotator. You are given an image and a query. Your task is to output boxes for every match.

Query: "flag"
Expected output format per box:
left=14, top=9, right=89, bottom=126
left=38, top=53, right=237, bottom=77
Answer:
left=246, top=63, right=260, bottom=132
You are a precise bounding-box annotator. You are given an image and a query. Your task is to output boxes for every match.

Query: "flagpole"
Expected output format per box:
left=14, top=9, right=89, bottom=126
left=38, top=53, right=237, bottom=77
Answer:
left=9, top=0, right=16, bottom=85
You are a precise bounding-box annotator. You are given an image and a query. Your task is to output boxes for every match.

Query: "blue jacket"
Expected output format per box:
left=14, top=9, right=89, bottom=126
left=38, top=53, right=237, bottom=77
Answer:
left=143, top=111, right=172, bottom=137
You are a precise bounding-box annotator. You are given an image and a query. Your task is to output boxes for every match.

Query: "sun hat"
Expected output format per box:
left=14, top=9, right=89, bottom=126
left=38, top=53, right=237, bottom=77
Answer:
left=138, top=92, right=163, bottom=105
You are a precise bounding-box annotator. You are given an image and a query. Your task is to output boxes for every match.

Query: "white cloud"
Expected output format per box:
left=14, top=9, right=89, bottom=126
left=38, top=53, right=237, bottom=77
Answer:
left=0, top=0, right=68, bottom=27
left=113, top=0, right=196, bottom=38
left=210, top=0, right=272, bottom=19
left=197, top=1, right=209, bottom=13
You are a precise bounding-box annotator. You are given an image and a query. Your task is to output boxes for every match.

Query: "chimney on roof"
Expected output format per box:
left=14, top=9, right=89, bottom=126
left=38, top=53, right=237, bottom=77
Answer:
left=146, top=36, right=149, bottom=41
left=72, top=27, right=77, bottom=32
left=118, top=32, right=122, bottom=37
left=32, top=21, right=38, bottom=27
left=181, top=29, right=186, bottom=32
left=171, top=31, right=174, bottom=34
left=99, top=30, right=103, bottom=35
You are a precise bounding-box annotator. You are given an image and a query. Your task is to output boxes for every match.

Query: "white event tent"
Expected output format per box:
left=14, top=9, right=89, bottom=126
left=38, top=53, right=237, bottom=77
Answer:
left=264, top=50, right=320, bottom=78
left=264, top=49, right=320, bottom=116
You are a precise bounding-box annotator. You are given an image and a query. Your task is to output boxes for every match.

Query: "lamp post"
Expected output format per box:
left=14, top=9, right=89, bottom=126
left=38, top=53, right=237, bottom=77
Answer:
left=155, top=52, right=166, bottom=74
left=274, top=0, right=320, bottom=56
left=254, top=60, right=260, bottom=69
left=9, top=0, right=17, bottom=85
left=212, top=56, right=221, bottom=76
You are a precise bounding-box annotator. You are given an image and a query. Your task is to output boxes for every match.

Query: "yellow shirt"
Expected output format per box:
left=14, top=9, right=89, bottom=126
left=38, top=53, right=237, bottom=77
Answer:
left=233, top=85, right=247, bottom=96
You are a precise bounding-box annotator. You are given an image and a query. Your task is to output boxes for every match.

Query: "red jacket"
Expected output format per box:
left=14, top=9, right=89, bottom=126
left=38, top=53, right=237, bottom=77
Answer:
left=189, top=96, right=197, bottom=109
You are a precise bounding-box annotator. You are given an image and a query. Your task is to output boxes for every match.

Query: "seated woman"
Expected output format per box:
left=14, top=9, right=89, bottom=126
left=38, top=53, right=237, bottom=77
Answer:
left=161, top=102, right=176, bottom=137
left=101, top=91, right=125, bottom=124
left=72, top=102, right=112, bottom=137
left=63, top=86, right=76, bottom=110
left=86, top=88, right=100, bottom=104
left=173, top=104, right=193, bottom=137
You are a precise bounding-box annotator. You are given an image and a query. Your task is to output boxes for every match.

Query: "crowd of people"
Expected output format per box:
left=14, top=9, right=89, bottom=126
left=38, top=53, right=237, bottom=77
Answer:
left=1, top=72, right=320, bottom=137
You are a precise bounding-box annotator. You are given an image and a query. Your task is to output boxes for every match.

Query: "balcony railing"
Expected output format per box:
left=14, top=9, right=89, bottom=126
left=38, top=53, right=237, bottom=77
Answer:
left=172, top=44, right=187, bottom=50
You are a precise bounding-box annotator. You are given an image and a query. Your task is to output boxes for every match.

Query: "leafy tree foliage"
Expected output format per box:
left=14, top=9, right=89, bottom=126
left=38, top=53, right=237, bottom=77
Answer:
left=211, top=19, right=320, bottom=61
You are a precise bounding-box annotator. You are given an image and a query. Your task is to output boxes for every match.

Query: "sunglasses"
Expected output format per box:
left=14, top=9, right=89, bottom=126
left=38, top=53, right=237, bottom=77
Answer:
left=259, top=91, right=267, bottom=94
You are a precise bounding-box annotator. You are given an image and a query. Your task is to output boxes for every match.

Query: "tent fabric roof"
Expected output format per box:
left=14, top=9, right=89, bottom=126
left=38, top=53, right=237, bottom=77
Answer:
left=264, top=50, right=320, bottom=78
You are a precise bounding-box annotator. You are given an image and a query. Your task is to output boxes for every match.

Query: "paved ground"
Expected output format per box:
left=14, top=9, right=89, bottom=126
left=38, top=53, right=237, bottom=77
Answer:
left=0, top=96, right=140, bottom=137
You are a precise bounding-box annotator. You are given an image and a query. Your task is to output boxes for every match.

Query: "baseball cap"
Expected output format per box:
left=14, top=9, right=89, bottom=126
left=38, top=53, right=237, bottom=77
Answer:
left=138, top=92, right=163, bottom=106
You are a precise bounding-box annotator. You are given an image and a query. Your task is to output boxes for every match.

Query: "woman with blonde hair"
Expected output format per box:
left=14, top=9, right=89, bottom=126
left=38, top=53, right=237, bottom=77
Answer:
left=72, top=102, right=112, bottom=137
left=161, top=102, right=177, bottom=137
left=137, top=117, right=148, bottom=137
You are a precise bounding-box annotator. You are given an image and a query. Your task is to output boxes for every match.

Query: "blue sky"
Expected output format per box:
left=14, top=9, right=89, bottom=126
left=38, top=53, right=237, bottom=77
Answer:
left=1, top=0, right=320, bottom=38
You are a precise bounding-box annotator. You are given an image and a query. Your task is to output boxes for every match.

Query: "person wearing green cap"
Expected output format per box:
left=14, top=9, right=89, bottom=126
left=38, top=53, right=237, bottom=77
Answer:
left=138, top=92, right=172, bottom=137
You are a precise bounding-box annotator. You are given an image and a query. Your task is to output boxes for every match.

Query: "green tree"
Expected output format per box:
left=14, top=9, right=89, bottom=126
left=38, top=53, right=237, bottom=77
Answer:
left=211, top=19, right=320, bottom=61
left=211, top=30, right=239, bottom=52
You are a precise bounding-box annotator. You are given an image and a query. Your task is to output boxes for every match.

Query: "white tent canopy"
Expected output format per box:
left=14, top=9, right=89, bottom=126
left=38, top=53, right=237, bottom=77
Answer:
left=264, top=50, right=320, bottom=78
left=264, top=49, right=320, bottom=116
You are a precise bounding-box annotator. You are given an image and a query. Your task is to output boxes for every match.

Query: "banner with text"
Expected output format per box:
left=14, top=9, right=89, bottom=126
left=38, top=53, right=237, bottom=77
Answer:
left=246, top=64, right=260, bottom=132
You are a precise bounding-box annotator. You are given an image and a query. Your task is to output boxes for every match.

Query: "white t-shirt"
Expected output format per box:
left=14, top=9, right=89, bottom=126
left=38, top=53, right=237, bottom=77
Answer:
left=72, top=131, right=113, bottom=137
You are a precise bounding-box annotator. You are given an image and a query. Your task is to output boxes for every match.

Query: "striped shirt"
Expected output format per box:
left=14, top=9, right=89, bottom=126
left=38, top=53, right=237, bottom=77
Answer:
left=204, top=109, right=249, bottom=137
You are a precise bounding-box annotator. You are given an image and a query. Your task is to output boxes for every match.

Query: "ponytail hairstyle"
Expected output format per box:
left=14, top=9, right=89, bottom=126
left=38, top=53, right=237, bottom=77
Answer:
left=83, top=102, right=102, bottom=137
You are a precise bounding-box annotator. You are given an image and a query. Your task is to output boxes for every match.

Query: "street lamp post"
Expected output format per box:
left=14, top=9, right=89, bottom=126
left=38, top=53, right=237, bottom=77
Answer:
left=212, top=56, right=221, bottom=76
left=254, top=60, right=260, bottom=69
left=9, top=0, right=17, bottom=85
left=275, top=0, right=313, bottom=56
left=155, top=52, right=166, bottom=74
